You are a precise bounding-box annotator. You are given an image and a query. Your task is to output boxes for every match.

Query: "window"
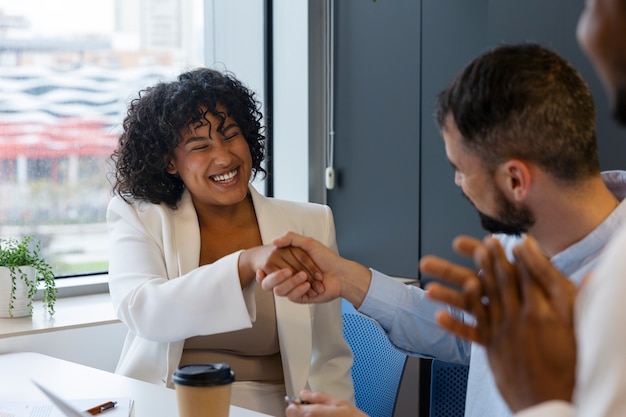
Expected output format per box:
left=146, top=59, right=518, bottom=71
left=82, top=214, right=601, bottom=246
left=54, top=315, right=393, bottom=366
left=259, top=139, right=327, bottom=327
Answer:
left=0, top=0, right=309, bottom=281
left=0, top=0, right=204, bottom=277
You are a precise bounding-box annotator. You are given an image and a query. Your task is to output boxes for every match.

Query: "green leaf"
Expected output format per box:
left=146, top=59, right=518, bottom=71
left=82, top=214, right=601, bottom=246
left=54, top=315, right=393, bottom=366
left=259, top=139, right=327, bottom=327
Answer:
left=0, top=236, right=57, bottom=316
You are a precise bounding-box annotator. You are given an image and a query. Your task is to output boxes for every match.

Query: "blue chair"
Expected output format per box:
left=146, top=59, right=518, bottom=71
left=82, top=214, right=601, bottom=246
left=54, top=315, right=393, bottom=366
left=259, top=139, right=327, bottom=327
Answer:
left=429, top=359, right=469, bottom=417
left=342, top=299, right=408, bottom=417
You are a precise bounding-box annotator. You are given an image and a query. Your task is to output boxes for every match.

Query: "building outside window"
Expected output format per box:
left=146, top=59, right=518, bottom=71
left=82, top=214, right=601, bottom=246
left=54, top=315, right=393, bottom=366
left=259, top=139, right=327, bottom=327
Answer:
left=0, top=0, right=204, bottom=277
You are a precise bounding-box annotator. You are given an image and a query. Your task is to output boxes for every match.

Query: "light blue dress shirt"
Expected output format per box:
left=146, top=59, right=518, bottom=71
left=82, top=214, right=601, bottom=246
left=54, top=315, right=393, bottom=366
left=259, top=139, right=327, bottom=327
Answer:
left=358, top=170, right=626, bottom=417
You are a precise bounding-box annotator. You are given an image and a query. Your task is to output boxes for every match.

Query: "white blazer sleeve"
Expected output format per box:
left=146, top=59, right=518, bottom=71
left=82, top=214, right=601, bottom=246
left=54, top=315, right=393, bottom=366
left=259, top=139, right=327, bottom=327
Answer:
left=106, top=195, right=256, bottom=343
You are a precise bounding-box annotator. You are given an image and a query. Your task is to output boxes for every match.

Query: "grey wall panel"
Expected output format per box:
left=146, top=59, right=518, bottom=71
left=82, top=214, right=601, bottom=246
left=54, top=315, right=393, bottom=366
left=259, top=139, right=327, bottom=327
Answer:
left=330, top=0, right=625, bottom=282
left=329, top=0, right=421, bottom=277
left=420, top=1, right=490, bottom=276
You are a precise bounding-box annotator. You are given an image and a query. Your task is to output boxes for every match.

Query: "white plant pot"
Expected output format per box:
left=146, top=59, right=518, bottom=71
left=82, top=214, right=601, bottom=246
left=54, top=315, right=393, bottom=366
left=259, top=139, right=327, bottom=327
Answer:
left=0, top=266, right=36, bottom=318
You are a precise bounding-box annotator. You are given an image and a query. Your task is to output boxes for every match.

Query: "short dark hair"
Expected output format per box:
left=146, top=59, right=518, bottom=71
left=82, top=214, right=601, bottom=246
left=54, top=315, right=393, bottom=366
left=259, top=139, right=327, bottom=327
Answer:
left=435, top=43, right=599, bottom=182
left=110, top=67, right=266, bottom=208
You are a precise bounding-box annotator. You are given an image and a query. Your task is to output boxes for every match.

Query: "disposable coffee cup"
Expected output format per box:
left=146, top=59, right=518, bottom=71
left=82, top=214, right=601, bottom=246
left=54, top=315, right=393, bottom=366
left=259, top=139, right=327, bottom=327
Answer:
left=173, top=363, right=236, bottom=417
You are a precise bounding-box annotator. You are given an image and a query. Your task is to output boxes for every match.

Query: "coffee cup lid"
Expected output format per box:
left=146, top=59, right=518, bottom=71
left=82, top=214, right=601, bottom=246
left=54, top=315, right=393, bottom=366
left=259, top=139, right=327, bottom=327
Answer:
left=172, top=363, right=235, bottom=387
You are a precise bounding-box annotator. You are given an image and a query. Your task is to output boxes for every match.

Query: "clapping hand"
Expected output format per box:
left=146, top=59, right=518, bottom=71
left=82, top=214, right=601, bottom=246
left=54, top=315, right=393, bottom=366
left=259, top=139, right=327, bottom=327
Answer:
left=419, top=235, right=490, bottom=344
left=421, top=234, right=578, bottom=411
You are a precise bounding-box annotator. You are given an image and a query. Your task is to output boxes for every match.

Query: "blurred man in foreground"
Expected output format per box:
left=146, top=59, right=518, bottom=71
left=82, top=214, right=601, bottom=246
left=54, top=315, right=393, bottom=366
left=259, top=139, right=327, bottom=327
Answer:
left=423, top=0, right=626, bottom=416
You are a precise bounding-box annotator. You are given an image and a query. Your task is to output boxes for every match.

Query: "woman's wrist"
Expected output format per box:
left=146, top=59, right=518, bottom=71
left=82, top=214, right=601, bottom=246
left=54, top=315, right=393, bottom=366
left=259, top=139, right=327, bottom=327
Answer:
left=237, top=248, right=257, bottom=287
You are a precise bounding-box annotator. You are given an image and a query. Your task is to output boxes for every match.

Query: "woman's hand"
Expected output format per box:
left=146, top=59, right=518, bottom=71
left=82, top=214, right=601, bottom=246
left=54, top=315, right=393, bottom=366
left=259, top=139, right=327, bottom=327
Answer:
left=239, top=244, right=322, bottom=290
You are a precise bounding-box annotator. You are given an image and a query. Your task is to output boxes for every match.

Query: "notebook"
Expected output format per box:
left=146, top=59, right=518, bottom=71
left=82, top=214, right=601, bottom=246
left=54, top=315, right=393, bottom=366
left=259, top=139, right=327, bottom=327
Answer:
left=0, top=381, right=133, bottom=417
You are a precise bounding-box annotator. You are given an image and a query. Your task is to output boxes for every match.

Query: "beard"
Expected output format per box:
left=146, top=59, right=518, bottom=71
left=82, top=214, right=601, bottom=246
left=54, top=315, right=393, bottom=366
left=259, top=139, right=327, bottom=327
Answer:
left=612, top=87, right=626, bottom=126
left=463, top=188, right=535, bottom=236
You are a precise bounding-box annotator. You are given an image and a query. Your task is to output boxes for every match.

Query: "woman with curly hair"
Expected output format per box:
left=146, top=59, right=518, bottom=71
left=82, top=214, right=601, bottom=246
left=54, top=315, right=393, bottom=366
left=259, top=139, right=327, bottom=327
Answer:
left=106, top=67, right=354, bottom=416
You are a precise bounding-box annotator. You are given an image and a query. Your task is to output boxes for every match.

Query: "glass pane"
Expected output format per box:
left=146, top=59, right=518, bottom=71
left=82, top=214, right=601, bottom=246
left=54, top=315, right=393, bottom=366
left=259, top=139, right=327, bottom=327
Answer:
left=0, top=0, right=204, bottom=277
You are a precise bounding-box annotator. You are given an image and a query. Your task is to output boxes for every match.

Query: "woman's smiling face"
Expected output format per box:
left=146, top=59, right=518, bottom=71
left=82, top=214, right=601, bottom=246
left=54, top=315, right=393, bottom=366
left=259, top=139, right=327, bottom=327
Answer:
left=166, top=106, right=253, bottom=209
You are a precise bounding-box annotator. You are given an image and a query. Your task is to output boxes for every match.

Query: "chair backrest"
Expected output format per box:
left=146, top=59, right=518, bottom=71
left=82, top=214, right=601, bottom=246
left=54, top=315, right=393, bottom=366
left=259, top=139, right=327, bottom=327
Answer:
left=342, top=299, right=408, bottom=417
left=429, top=359, right=469, bottom=417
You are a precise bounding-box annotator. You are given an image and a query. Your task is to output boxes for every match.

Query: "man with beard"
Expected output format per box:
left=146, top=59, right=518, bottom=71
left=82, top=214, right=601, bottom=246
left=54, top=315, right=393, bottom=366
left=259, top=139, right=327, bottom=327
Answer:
left=256, top=43, right=626, bottom=417
left=417, top=1, right=626, bottom=416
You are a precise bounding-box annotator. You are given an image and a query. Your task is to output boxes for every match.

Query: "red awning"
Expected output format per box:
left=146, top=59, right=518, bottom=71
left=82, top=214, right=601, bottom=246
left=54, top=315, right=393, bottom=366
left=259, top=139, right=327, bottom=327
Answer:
left=0, top=119, right=118, bottom=160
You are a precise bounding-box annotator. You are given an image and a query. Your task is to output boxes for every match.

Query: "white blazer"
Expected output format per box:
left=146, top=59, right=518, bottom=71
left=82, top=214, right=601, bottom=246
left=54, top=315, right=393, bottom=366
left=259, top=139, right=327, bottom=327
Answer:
left=106, top=185, right=354, bottom=401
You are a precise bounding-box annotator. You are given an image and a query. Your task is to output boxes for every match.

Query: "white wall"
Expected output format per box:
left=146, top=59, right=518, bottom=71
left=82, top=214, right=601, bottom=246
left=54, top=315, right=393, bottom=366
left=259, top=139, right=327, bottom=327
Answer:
left=272, top=0, right=310, bottom=202
left=0, top=323, right=127, bottom=371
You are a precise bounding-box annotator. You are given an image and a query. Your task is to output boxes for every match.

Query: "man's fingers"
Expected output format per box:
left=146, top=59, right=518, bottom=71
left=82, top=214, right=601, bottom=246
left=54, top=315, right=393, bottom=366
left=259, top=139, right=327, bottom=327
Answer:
left=486, top=237, right=521, bottom=318
left=515, top=254, right=547, bottom=313
left=419, top=255, right=478, bottom=288
left=272, top=231, right=296, bottom=248
left=272, top=231, right=312, bottom=250
left=514, top=236, right=577, bottom=296
left=282, top=281, right=315, bottom=303
left=258, top=268, right=305, bottom=292
left=513, top=236, right=576, bottom=323
left=288, top=247, right=322, bottom=281
left=511, top=237, right=554, bottom=285
left=473, top=242, right=504, bottom=325
left=452, top=235, right=485, bottom=258
left=435, top=310, right=484, bottom=345
left=426, top=282, right=467, bottom=311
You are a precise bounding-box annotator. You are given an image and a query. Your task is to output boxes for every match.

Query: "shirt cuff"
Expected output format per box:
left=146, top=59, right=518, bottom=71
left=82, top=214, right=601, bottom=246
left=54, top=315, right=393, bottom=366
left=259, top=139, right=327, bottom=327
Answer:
left=515, top=401, right=574, bottom=417
left=358, top=268, right=424, bottom=327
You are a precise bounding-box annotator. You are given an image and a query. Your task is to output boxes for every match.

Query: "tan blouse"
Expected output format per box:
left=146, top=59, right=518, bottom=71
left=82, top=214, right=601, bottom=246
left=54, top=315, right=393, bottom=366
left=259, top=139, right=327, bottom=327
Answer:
left=180, top=283, right=284, bottom=383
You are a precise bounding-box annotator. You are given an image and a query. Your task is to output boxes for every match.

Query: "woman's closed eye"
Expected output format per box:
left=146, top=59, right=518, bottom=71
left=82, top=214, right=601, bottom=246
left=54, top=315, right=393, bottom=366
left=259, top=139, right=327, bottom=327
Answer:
left=188, top=139, right=210, bottom=151
left=221, top=124, right=242, bottom=141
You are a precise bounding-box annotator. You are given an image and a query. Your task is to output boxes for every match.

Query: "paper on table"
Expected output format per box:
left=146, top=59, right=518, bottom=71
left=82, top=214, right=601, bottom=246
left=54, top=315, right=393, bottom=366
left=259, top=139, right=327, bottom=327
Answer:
left=0, top=381, right=133, bottom=417
left=0, top=400, right=135, bottom=417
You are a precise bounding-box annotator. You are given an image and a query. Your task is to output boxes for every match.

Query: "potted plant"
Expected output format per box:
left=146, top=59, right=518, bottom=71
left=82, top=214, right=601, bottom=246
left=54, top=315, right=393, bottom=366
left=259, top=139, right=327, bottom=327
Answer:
left=0, top=235, right=57, bottom=318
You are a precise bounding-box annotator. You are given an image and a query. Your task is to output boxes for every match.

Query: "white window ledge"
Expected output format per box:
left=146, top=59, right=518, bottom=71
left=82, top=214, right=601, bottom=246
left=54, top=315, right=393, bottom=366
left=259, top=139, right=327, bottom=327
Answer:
left=0, top=292, right=119, bottom=339
left=34, top=273, right=110, bottom=300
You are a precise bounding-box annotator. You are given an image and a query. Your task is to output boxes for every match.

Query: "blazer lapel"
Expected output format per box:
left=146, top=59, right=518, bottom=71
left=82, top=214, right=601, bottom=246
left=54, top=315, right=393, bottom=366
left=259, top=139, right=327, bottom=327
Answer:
left=274, top=297, right=313, bottom=397
left=251, top=185, right=313, bottom=396
left=171, top=190, right=201, bottom=276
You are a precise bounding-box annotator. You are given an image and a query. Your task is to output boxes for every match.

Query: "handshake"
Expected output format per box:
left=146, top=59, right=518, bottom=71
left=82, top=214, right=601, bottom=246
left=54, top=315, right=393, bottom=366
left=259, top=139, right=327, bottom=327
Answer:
left=251, top=232, right=373, bottom=306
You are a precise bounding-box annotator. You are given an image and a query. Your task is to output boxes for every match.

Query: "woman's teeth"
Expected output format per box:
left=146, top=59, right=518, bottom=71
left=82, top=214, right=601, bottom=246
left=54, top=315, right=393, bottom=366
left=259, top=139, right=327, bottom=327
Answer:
left=211, top=169, right=237, bottom=183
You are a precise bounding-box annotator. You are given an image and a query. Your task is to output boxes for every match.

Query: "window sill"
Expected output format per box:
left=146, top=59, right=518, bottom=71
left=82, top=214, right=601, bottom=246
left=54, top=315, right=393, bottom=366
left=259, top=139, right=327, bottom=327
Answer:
left=35, top=273, right=111, bottom=299
left=0, top=291, right=119, bottom=339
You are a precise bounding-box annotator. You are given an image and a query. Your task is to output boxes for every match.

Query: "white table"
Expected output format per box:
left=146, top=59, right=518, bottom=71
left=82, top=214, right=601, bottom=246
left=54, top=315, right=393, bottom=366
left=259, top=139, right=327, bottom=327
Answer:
left=0, top=352, right=271, bottom=417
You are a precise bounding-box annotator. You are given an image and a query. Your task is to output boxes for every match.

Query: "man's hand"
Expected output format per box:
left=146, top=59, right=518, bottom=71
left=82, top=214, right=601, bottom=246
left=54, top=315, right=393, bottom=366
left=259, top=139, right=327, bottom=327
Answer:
left=423, top=234, right=578, bottom=412
left=256, top=232, right=372, bottom=307
left=420, top=235, right=490, bottom=344
left=481, top=235, right=577, bottom=411
left=285, top=390, right=367, bottom=417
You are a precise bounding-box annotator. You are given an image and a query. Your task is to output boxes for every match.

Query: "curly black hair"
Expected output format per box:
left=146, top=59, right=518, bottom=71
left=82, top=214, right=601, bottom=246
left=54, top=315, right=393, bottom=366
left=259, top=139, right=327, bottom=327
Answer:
left=110, top=67, right=266, bottom=209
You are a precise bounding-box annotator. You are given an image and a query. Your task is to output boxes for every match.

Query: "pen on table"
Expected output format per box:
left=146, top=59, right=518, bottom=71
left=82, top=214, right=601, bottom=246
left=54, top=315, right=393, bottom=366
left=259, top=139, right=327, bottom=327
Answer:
left=84, top=401, right=117, bottom=415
